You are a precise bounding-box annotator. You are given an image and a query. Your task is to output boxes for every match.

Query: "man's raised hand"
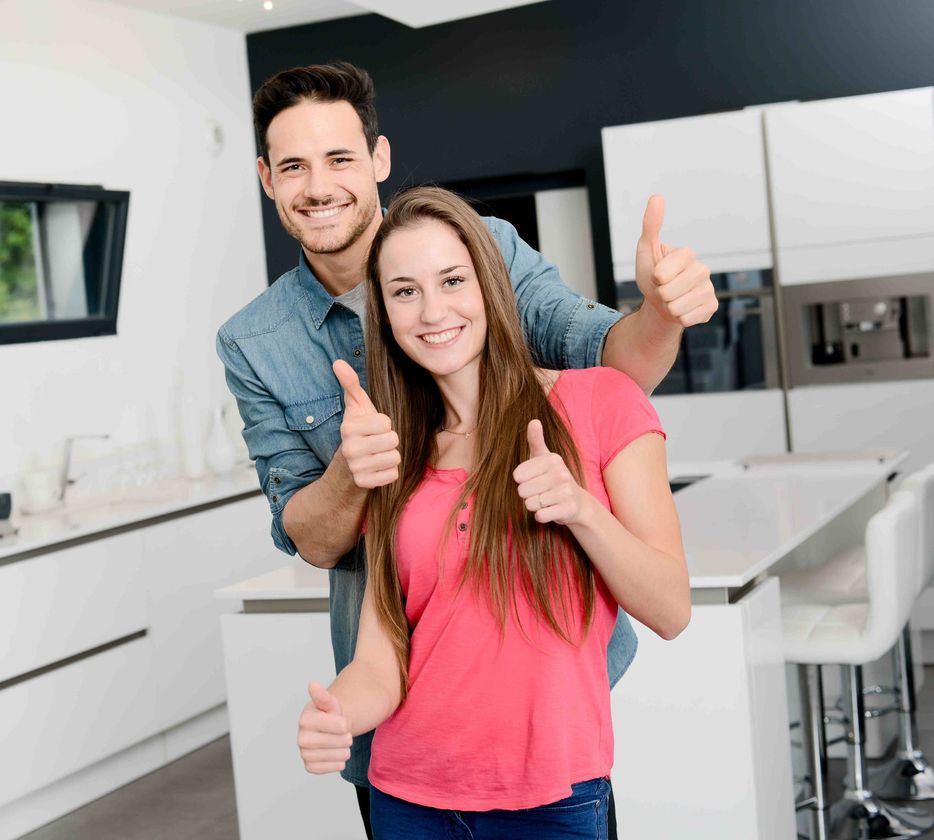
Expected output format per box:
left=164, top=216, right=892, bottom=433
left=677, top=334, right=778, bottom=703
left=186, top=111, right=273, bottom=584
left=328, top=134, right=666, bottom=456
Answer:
left=635, top=194, right=717, bottom=328
left=333, top=359, right=401, bottom=489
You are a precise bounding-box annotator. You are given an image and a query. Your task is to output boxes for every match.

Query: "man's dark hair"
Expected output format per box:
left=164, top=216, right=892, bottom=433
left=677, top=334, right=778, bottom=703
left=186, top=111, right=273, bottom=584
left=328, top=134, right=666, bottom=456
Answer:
left=252, top=61, right=379, bottom=161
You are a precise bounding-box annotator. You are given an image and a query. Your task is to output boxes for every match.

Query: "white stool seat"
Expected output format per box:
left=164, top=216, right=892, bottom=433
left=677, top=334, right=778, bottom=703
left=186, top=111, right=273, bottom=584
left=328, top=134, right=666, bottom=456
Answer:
left=779, top=545, right=867, bottom=606
left=783, top=602, right=874, bottom=664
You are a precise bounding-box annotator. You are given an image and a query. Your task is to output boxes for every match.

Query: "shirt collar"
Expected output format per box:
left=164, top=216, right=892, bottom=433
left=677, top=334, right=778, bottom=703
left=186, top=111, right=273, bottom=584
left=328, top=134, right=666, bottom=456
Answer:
left=297, top=249, right=339, bottom=330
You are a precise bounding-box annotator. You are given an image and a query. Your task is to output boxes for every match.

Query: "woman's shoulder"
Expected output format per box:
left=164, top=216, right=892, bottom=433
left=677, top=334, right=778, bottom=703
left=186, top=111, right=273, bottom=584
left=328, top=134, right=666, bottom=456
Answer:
left=553, top=366, right=647, bottom=401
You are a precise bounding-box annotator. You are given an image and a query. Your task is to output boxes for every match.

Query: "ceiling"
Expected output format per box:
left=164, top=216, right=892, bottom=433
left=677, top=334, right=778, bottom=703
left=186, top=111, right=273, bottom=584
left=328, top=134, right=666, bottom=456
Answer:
left=94, top=0, right=549, bottom=33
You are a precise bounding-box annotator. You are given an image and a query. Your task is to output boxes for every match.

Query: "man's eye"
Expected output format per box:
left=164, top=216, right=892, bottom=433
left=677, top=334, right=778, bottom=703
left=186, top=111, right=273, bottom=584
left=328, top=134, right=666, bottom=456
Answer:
left=331, top=158, right=351, bottom=165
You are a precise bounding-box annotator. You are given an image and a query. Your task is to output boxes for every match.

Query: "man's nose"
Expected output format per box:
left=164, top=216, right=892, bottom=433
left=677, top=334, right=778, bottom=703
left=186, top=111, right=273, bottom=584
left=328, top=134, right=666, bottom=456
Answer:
left=301, top=168, right=334, bottom=202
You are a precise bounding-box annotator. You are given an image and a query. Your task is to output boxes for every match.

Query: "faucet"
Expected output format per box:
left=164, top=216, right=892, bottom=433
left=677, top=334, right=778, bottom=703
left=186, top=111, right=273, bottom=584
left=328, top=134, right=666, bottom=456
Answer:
left=58, top=434, right=110, bottom=502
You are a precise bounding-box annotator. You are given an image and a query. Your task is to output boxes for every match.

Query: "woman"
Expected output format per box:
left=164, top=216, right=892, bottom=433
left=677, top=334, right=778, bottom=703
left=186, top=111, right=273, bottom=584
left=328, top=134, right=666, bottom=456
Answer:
left=299, top=187, right=690, bottom=839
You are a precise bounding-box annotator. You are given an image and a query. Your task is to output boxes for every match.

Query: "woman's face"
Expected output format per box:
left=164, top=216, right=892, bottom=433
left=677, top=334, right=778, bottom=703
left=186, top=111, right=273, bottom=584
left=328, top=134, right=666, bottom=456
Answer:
left=378, top=219, right=487, bottom=380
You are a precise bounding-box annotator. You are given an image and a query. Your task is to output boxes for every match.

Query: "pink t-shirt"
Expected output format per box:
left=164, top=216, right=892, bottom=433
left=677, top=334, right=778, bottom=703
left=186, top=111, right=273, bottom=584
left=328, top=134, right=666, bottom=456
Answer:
left=367, top=367, right=664, bottom=811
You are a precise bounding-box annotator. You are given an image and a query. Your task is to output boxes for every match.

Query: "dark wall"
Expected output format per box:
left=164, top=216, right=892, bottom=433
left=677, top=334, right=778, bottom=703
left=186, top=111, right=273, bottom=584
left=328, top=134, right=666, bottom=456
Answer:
left=246, top=0, right=934, bottom=302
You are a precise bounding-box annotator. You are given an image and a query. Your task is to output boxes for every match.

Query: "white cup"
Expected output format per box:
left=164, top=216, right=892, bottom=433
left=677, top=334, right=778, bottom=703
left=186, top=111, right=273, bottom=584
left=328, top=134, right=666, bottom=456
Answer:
left=20, top=470, right=63, bottom=514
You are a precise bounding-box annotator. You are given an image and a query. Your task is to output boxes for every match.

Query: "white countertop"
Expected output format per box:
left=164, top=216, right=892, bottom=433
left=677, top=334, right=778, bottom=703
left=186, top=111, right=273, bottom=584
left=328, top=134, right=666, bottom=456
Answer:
left=0, top=465, right=261, bottom=562
left=217, top=451, right=905, bottom=601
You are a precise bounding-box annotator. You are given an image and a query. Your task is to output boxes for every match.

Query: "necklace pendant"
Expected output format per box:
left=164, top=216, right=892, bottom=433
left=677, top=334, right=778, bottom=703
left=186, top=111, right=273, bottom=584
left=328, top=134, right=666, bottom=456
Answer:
left=464, top=431, right=471, bottom=440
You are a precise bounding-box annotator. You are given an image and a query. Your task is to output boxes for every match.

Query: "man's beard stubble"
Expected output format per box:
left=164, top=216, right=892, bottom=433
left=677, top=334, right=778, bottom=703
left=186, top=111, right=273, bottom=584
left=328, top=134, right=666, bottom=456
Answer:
left=280, top=192, right=378, bottom=256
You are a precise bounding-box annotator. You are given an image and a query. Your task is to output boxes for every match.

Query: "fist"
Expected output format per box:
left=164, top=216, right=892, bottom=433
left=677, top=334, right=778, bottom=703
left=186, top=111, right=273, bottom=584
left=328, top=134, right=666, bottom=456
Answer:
left=333, top=359, right=401, bottom=489
left=635, top=194, right=718, bottom=328
left=512, top=420, right=583, bottom=526
left=297, top=681, right=353, bottom=775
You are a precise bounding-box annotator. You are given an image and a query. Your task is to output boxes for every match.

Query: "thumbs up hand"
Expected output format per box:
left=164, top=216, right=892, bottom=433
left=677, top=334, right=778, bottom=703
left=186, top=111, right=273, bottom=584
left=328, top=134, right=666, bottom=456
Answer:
left=297, top=681, right=353, bottom=775
left=512, top=420, right=584, bottom=526
left=634, top=194, right=717, bottom=328
left=333, top=360, right=401, bottom=489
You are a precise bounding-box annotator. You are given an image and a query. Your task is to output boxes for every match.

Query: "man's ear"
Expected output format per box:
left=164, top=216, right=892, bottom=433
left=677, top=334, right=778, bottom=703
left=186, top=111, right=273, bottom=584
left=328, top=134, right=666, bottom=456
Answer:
left=256, top=156, right=275, bottom=200
left=373, top=135, right=391, bottom=183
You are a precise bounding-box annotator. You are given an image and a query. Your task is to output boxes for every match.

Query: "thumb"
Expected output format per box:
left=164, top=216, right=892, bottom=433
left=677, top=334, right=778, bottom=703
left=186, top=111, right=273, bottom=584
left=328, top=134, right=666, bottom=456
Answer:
left=527, top=419, right=550, bottom=458
left=308, top=681, right=342, bottom=717
left=333, top=359, right=376, bottom=415
left=640, top=194, right=666, bottom=264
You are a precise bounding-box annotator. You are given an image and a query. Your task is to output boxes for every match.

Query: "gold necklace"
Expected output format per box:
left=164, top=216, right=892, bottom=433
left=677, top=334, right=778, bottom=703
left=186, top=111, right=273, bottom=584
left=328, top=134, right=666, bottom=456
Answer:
left=439, top=425, right=475, bottom=440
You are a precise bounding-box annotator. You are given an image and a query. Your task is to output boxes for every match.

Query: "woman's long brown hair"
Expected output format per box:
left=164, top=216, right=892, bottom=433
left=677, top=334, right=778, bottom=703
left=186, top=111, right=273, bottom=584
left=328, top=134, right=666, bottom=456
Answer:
left=363, top=187, right=594, bottom=698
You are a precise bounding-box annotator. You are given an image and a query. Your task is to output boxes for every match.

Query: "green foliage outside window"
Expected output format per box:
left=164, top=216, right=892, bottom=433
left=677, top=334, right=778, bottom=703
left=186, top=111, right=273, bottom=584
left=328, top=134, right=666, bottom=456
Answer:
left=0, top=203, right=40, bottom=323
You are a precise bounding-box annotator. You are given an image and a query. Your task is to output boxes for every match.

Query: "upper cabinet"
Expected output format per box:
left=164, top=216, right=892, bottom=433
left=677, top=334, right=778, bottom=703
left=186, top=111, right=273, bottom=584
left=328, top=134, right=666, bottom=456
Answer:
left=764, top=88, right=934, bottom=285
left=602, top=109, right=773, bottom=282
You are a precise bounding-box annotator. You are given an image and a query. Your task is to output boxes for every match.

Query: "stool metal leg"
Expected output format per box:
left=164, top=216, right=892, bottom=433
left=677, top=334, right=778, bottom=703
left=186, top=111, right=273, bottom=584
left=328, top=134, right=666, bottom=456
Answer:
left=830, top=664, right=934, bottom=839
left=873, top=625, right=934, bottom=801
left=798, top=664, right=832, bottom=839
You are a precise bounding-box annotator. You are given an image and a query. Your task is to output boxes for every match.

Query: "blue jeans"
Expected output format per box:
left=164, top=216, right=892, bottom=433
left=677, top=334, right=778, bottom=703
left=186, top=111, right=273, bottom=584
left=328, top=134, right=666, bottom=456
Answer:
left=370, top=777, right=610, bottom=840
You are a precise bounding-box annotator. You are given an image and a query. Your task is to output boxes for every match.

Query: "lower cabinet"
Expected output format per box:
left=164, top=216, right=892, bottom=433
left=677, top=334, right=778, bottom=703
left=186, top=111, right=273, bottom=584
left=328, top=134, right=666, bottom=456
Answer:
left=0, top=492, right=279, bottom=827
left=221, top=610, right=361, bottom=840
left=142, top=494, right=280, bottom=735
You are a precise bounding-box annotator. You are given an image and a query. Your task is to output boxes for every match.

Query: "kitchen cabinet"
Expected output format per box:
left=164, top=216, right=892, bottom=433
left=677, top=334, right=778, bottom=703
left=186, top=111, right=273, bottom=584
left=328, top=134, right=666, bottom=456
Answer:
left=764, top=88, right=934, bottom=285
left=602, top=108, right=772, bottom=281
left=0, top=479, right=278, bottom=840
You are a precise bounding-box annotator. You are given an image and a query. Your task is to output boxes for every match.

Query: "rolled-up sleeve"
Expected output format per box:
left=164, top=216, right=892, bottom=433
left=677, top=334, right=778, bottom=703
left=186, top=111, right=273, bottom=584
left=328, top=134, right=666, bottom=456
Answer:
left=488, top=217, right=623, bottom=369
left=216, top=328, right=323, bottom=556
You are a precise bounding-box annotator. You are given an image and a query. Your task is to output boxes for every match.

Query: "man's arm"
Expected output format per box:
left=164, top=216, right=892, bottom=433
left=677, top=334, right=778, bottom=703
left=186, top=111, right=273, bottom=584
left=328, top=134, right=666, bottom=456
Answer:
left=216, top=328, right=365, bottom=569
left=280, top=454, right=367, bottom=569
left=489, top=194, right=716, bottom=394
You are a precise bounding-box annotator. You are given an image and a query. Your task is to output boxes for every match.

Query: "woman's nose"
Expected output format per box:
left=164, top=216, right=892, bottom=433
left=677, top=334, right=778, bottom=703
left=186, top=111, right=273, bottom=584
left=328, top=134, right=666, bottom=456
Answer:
left=420, top=290, right=447, bottom=324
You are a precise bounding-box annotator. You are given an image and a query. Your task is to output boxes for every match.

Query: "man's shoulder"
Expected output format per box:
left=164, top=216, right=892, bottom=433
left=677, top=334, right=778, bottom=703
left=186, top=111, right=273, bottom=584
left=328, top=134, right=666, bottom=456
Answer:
left=218, top=267, right=304, bottom=344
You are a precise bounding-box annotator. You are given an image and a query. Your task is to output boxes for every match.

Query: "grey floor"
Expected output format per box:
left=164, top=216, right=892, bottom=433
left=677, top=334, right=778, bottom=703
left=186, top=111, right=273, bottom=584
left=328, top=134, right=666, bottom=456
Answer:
left=21, top=669, right=934, bottom=840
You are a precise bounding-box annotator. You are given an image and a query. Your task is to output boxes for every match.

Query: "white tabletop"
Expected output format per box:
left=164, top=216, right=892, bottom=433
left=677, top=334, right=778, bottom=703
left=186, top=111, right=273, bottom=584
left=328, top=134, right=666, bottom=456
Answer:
left=217, top=451, right=905, bottom=601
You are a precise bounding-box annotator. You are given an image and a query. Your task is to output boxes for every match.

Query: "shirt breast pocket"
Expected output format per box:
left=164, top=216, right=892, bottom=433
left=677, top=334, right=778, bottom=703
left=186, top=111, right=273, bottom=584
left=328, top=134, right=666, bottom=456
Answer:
left=283, top=395, right=343, bottom=463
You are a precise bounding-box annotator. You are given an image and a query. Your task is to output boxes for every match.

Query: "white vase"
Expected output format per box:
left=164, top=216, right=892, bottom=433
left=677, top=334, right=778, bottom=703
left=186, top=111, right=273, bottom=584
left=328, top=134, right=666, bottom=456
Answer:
left=176, top=390, right=206, bottom=480
left=205, top=406, right=237, bottom=477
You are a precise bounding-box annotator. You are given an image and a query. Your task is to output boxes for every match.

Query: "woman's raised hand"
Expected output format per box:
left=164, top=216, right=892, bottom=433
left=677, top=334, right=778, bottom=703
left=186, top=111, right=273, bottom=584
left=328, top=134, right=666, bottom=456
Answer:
left=513, top=419, right=585, bottom=526
left=333, top=359, right=401, bottom=489
left=297, top=681, right=353, bottom=775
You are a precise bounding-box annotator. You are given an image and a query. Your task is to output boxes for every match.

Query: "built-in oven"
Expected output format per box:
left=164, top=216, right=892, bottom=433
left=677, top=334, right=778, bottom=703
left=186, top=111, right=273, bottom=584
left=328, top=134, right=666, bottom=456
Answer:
left=781, top=273, right=934, bottom=387
left=617, top=268, right=781, bottom=395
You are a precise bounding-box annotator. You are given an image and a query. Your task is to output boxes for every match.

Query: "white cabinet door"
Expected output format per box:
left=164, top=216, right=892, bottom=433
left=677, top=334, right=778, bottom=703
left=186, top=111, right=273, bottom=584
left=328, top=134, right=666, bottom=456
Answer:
left=142, top=494, right=279, bottom=734
left=602, top=109, right=772, bottom=280
left=222, top=611, right=360, bottom=840
left=765, top=88, right=934, bottom=284
left=0, top=530, right=148, bottom=683
left=652, top=390, right=787, bottom=462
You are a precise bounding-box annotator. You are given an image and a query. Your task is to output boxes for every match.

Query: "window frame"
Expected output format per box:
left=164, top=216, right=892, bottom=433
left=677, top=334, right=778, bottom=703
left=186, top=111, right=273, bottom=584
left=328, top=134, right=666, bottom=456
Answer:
left=0, top=181, right=130, bottom=346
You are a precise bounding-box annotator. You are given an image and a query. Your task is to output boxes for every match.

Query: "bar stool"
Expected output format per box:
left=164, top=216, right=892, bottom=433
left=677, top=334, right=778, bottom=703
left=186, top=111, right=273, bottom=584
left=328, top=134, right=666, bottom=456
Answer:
left=781, top=464, right=934, bottom=804
left=782, top=491, right=934, bottom=839
left=873, top=465, right=934, bottom=802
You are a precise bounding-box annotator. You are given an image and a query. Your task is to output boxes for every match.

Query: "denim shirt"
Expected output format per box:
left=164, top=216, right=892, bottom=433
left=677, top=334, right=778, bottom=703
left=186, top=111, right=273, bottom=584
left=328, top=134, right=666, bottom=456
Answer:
left=216, top=216, right=637, bottom=787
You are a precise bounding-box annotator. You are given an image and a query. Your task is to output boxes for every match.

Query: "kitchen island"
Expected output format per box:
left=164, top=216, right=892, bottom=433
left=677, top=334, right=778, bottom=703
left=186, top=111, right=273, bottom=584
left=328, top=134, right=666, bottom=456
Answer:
left=217, top=453, right=904, bottom=840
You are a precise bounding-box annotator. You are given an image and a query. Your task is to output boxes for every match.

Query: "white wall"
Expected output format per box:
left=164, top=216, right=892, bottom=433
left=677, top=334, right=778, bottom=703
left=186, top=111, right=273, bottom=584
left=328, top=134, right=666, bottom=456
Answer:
left=0, top=0, right=267, bottom=481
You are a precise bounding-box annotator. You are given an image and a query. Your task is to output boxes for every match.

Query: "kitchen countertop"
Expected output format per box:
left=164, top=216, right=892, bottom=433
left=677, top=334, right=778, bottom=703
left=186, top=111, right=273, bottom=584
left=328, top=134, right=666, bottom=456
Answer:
left=217, top=451, right=906, bottom=602
left=0, top=464, right=261, bottom=563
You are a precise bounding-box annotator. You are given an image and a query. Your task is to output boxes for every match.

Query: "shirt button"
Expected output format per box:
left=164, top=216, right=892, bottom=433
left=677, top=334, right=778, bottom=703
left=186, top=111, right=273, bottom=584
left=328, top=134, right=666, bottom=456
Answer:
left=273, top=476, right=281, bottom=485
left=272, top=494, right=279, bottom=503
left=586, top=302, right=596, bottom=310
left=353, top=348, right=362, bottom=357
left=305, top=415, right=314, bottom=424
left=458, top=522, right=467, bottom=532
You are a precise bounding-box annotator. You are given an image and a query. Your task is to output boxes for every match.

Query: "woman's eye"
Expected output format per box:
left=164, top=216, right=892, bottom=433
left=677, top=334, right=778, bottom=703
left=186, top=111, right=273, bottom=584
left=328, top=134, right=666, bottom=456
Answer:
left=443, top=276, right=465, bottom=288
left=394, top=287, right=417, bottom=298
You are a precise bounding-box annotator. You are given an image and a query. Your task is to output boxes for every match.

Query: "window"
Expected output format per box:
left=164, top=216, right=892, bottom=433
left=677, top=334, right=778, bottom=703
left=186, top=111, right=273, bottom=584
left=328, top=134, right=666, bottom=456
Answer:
left=0, top=182, right=129, bottom=345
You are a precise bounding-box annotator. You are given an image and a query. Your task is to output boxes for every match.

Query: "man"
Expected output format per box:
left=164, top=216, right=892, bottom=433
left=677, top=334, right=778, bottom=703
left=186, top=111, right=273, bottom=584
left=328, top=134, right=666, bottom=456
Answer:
left=217, top=62, right=715, bottom=838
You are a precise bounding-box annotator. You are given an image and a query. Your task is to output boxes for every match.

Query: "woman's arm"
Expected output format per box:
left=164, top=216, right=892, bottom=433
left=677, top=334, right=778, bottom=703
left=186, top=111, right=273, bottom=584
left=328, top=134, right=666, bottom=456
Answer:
left=298, top=579, right=403, bottom=774
left=516, top=421, right=689, bottom=640
left=567, top=433, right=690, bottom=640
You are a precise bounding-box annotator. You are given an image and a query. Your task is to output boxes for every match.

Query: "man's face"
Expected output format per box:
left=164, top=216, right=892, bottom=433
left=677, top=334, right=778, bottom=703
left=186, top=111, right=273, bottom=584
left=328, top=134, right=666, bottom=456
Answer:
left=257, top=99, right=390, bottom=256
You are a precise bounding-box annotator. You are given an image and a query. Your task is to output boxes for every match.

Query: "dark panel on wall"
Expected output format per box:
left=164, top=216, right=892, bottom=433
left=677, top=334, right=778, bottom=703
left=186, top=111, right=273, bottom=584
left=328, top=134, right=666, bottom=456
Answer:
left=246, top=0, right=934, bottom=302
